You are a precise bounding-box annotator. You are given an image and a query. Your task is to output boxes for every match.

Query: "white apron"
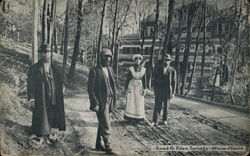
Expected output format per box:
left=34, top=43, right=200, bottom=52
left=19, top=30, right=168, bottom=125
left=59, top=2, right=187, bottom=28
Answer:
left=124, top=66, right=146, bottom=119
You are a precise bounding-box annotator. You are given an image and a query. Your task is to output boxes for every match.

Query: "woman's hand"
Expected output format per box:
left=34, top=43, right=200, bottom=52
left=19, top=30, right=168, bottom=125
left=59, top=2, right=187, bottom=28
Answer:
left=29, top=99, right=35, bottom=110
left=93, top=105, right=99, bottom=112
left=142, top=89, right=147, bottom=96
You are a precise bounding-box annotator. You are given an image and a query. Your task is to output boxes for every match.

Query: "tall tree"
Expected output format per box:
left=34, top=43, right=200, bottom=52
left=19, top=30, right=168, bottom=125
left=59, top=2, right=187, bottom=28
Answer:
left=186, top=10, right=203, bottom=95
left=41, top=0, right=48, bottom=46
left=110, top=0, right=119, bottom=53
left=110, top=0, right=119, bottom=75
left=161, top=0, right=175, bottom=60
left=68, top=0, right=83, bottom=79
left=48, top=0, right=56, bottom=47
left=180, top=1, right=200, bottom=95
left=53, top=25, right=58, bottom=53
left=149, top=0, right=160, bottom=69
left=40, top=0, right=56, bottom=52
left=174, top=7, right=183, bottom=94
left=200, top=0, right=206, bottom=96
left=32, top=0, right=39, bottom=64
left=113, top=0, right=132, bottom=75
left=62, top=0, right=70, bottom=83
left=60, top=23, right=65, bottom=55
left=145, top=0, right=159, bottom=89
left=229, top=0, right=243, bottom=105
left=96, top=0, right=107, bottom=66
left=51, top=0, right=57, bottom=53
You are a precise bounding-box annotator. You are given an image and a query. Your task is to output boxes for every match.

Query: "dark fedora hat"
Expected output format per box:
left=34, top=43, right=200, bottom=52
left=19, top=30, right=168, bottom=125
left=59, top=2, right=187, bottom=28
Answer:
left=164, top=54, right=172, bottom=61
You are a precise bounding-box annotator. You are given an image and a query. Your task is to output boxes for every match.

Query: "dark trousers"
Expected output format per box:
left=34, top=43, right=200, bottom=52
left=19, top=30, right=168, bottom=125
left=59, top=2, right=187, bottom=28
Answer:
left=95, top=98, right=112, bottom=148
left=153, top=93, right=170, bottom=123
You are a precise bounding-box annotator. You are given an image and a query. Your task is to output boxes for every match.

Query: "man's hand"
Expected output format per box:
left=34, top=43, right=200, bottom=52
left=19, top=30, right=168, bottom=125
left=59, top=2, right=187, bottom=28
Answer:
left=93, top=105, right=99, bottom=112
left=29, top=99, right=35, bottom=110
left=171, top=93, right=175, bottom=99
left=63, top=85, right=66, bottom=94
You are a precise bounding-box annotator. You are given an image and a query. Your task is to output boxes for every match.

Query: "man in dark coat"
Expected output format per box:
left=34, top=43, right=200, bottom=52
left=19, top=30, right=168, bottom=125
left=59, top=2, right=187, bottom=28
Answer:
left=27, top=45, right=66, bottom=144
left=88, top=49, right=117, bottom=154
left=151, top=54, right=176, bottom=126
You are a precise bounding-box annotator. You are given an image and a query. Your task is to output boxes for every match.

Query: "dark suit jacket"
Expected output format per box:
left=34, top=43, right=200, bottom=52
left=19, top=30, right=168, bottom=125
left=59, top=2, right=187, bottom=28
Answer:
left=153, top=65, right=176, bottom=98
left=27, top=61, right=66, bottom=133
left=88, top=66, right=117, bottom=113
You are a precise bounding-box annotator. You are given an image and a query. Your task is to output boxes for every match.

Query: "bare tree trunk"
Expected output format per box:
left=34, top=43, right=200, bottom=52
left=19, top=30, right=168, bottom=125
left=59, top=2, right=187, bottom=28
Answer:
left=62, top=0, right=70, bottom=83
left=211, top=67, right=220, bottom=101
left=48, top=0, right=54, bottom=46
left=41, top=0, right=48, bottom=46
left=186, top=9, right=203, bottom=95
left=53, top=27, right=58, bottom=53
left=200, top=0, right=206, bottom=97
left=229, top=0, right=242, bottom=105
left=32, top=0, right=39, bottom=64
left=180, top=2, right=200, bottom=95
left=60, top=24, right=65, bottom=55
left=96, top=0, right=107, bottom=66
left=146, top=0, right=159, bottom=89
left=149, top=0, right=160, bottom=68
left=111, top=0, right=119, bottom=74
left=113, top=0, right=131, bottom=75
left=161, top=0, right=174, bottom=60
left=111, top=0, right=119, bottom=53
left=49, top=0, right=56, bottom=60
left=174, top=9, right=182, bottom=94
left=68, top=0, right=83, bottom=79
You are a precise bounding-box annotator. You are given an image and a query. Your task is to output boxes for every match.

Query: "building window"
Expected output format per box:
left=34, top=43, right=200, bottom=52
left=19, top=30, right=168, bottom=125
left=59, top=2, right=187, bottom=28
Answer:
left=222, top=23, right=225, bottom=33
left=182, top=28, right=186, bottom=33
left=225, top=24, right=230, bottom=32
left=218, top=23, right=222, bottom=34
left=145, top=26, right=154, bottom=37
left=192, top=27, right=196, bottom=32
left=217, top=47, right=222, bottom=54
left=206, top=26, right=211, bottom=33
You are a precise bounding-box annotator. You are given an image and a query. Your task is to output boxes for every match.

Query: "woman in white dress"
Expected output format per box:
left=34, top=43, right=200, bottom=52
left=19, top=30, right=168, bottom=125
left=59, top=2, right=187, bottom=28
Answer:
left=124, top=54, right=147, bottom=122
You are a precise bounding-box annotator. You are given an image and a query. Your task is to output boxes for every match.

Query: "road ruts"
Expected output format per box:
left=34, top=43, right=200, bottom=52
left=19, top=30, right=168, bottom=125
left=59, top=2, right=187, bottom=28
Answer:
left=114, top=92, right=246, bottom=156
left=113, top=95, right=187, bottom=156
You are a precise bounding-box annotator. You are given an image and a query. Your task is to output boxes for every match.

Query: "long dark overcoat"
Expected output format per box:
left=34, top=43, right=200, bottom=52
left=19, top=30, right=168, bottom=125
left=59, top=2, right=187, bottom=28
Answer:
left=27, top=61, right=66, bottom=135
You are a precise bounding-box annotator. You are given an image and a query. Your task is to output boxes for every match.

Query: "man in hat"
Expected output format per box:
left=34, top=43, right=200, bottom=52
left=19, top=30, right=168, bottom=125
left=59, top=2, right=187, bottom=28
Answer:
left=88, top=48, right=117, bottom=154
left=151, top=54, right=176, bottom=126
left=27, top=44, right=66, bottom=144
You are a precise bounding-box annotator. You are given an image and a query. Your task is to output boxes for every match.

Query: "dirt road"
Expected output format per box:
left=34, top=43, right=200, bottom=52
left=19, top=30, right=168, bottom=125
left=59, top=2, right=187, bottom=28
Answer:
left=0, top=42, right=249, bottom=155
left=60, top=88, right=249, bottom=155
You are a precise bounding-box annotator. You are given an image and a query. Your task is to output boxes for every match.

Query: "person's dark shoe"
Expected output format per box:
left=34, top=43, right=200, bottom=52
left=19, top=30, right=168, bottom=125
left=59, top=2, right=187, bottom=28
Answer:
left=150, top=122, right=158, bottom=127
left=105, top=146, right=115, bottom=154
left=96, top=145, right=106, bottom=151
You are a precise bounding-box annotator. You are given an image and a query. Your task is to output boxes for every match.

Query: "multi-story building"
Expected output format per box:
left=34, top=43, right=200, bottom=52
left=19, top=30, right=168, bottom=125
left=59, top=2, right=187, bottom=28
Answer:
left=118, top=1, right=233, bottom=86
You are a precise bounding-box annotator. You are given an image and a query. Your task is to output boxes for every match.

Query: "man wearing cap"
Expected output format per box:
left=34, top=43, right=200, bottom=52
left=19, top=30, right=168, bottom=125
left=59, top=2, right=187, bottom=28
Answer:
left=151, top=54, right=176, bottom=126
left=27, top=44, right=66, bottom=145
left=88, top=48, right=116, bottom=154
